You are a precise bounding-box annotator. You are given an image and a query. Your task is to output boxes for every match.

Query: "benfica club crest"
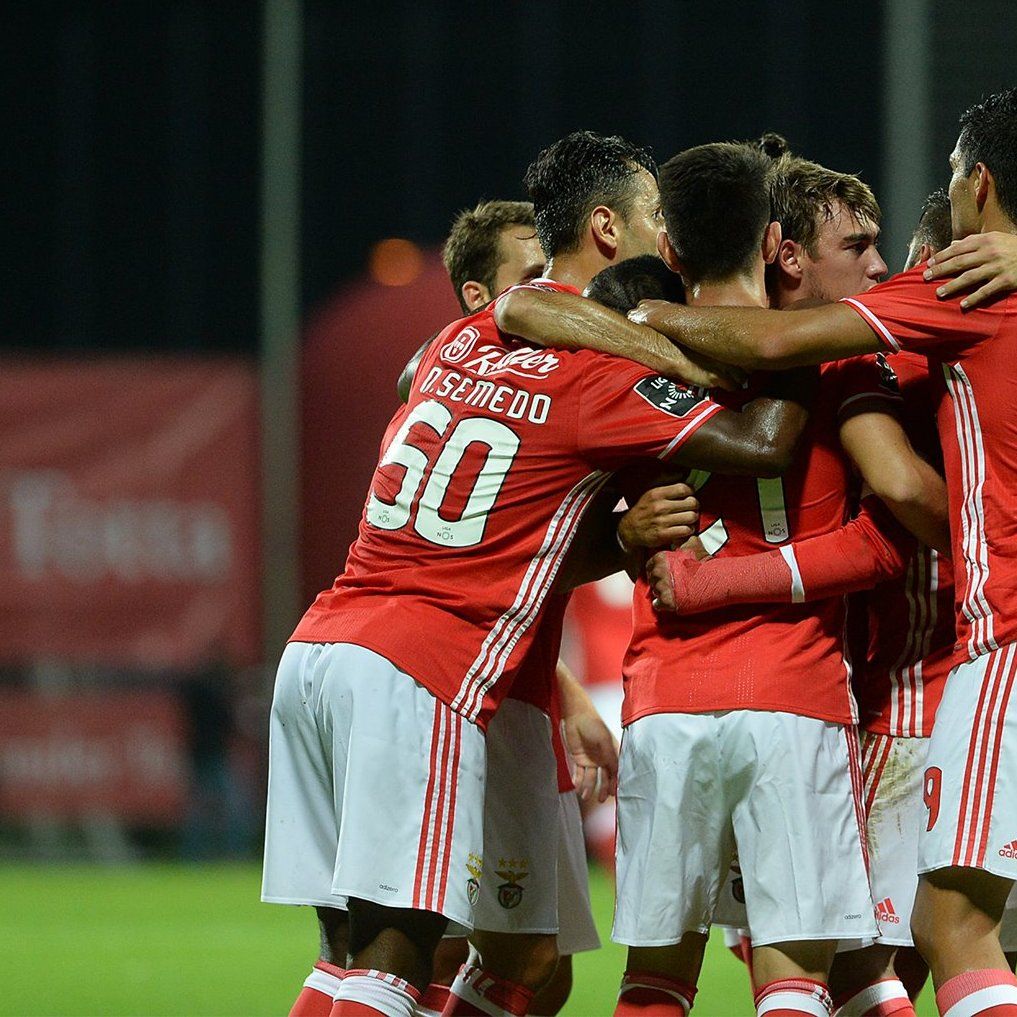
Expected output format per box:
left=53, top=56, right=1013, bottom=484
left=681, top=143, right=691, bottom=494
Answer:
left=495, top=859, right=529, bottom=910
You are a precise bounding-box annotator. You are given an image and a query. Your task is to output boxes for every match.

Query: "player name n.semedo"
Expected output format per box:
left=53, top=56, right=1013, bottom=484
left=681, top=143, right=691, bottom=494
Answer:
left=417, top=325, right=556, bottom=426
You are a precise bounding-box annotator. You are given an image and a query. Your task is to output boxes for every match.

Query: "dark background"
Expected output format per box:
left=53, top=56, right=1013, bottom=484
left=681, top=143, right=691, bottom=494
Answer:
left=8, top=2, right=1015, bottom=356
left=0, top=2, right=930, bottom=354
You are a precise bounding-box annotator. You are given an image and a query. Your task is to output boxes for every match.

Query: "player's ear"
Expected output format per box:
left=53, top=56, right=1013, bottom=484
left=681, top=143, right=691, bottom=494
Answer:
left=776, top=238, right=803, bottom=282
left=590, top=205, right=620, bottom=257
left=657, top=230, right=682, bottom=273
left=762, top=221, right=782, bottom=265
left=974, top=161, right=992, bottom=213
left=461, top=280, right=489, bottom=312
left=918, top=242, right=937, bottom=266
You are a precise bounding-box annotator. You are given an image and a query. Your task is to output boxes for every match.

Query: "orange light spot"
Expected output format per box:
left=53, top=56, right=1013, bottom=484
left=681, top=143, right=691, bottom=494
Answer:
left=369, top=238, right=424, bottom=287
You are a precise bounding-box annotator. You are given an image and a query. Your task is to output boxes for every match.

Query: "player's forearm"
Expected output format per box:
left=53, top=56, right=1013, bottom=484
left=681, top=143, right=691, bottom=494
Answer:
left=634, top=302, right=875, bottom=370
left=556, top=658, right=597, bottom=720
left=675, top=367, right=816, bottom=477
left=494, top=288, right=733, bottom=387
left=736, top=367, right=816, bottom=475
left=664, top=496, right=912, bottom=614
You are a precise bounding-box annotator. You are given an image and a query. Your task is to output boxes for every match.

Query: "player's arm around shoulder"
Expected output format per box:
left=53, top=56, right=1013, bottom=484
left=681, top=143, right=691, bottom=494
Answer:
left=493, top=285, right=741, bottom=389
left=630, top=298, right=883, bottom=370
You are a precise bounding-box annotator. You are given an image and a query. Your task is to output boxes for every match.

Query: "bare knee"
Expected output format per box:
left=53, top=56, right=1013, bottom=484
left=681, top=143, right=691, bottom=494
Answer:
left=912, top=870, right=1012, bottom=983
left=346, top=898, right=448, bottom=990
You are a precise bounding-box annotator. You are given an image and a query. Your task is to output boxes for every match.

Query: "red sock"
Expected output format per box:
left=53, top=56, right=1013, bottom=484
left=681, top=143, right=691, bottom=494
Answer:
left=614, top=970, right=697, bottom=1016
left=936, top=969, right=1017, bottom=1016
left=330, top=969, right=419, bottom=1017
left=740, top=935, right=756, bottom=986
left=754, top=978, right=832, bottom=1016
left=290, top=961, right=346, bottom=1016
left=442, top=963, right=533, bottom=1016
left=418, top=983, right=452, bottom=1017
left=834, top=978, right=915, bottom=1016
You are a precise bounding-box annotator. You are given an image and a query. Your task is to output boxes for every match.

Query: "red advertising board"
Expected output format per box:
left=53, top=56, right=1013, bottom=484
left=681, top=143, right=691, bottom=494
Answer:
left=301, top=250, right=461, bottom=604
left=0, top=359, right=261, bottom=669
left=0, top=690, right=187, bottom=821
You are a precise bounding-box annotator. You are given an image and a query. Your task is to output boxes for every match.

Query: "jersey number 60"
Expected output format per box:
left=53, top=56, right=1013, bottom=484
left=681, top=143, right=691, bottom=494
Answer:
left=366, top=399, right=520, bottom=548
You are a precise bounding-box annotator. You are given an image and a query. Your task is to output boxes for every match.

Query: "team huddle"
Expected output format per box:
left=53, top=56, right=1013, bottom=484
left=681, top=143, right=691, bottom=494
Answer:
left=262, top=88, right=1017, bottom=1017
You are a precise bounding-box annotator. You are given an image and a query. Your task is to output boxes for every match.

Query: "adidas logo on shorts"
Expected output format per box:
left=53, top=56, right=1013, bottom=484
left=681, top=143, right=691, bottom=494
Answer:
left=999, top=840, right=1017, bottom=859
left=875, top=898, right=901, bottom=924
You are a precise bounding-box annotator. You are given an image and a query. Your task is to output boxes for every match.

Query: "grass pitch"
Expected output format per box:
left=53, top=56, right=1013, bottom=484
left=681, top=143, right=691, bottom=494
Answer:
left=0, top=862, right=936, bottom=1015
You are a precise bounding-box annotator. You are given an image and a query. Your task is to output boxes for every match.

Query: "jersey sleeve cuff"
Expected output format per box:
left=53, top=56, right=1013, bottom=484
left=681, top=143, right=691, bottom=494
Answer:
left=839, top=297, right=901, bottom=352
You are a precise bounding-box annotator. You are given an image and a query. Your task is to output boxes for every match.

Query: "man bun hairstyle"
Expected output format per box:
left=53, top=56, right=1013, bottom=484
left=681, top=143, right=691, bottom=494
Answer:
left=524, top=131, right=657, bottom=259
left=658, top=141, right=774, bottom=283
left=770, top=155, right=881, bottom=254
left=584, top=254, right=685, bottom=314
left=958, top=88, right=1017, bottom=223
left=758, top=132, right=790, bottom=160
left=442, top=199, right=536, bottom=314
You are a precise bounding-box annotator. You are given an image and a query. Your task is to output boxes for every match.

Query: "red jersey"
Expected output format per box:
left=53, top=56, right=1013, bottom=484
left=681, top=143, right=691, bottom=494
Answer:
left=843, top=267, right=1017, bottom=661
left=623, top=354, right=899, bottom=725
left=852, top=353, right=956, bottom=737
left=291, top=280, right=722, bottom=728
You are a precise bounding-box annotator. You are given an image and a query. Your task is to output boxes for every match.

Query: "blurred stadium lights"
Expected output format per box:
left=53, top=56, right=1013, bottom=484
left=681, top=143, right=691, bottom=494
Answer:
left=881, top=0, right=935, bottom=270
left=260, top=0, right=303, bottom=669
left=369, top=238, right=426, bottom=287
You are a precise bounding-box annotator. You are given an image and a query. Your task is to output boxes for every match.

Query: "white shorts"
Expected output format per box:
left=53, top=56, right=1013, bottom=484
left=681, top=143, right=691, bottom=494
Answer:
left=261, top=642, right=486, bottom=931
left=555, top=790, right=601, bottom=956
left=919, top=643, right=1017, bottom=881
left=613, top=710, right=876, bottom=948
left=855, top=732, right=930, bottom=947
left=472, top=699, right=599, bottom=954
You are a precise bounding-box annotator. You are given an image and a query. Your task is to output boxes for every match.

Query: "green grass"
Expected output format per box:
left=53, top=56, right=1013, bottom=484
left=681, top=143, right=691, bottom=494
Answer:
left=0, top=863, right=936, bottom=1016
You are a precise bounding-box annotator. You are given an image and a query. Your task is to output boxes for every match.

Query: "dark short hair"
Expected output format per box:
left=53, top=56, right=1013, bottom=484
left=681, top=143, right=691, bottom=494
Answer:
left=912, top=187, right=952, bottom=255
left=958, top=88, right=1017, bottom=224
left=658, top=142, right=773, bottom=283
left=442, top=200, right=536, bottom=313
left=524, top=131, right=656, bottom=259
left=770, top=155, right=881, bottom=254
left=584, top=254, right=685, bottom=313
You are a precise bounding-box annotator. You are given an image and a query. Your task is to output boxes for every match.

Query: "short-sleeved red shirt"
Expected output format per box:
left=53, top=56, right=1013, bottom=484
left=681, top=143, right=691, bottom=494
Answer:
left=291, top=280, right=722, bottom=728
left=853, top=352, right=956, bottom=736
left=842, top=266, right=1017, bottom=660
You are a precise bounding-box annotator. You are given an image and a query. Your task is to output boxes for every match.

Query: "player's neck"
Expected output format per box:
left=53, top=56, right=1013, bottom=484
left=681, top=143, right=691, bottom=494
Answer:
left=686, top=270, right=767, bottom=308
left=980, top=206, right=1017, bottom=236
left=543, top=253, right=603, bottom=292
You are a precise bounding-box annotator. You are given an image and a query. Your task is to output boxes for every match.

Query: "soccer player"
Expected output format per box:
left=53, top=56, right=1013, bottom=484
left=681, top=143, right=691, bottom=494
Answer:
left=288, top=198, right=617, bottom=1017
left=650, top=187, right=956, bottom=1014
left=261, top=130, right=810, bottom=1017
left=611, top=142, right=913, bottom=1017
left=631, top=89, right=1017, bottom=1017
